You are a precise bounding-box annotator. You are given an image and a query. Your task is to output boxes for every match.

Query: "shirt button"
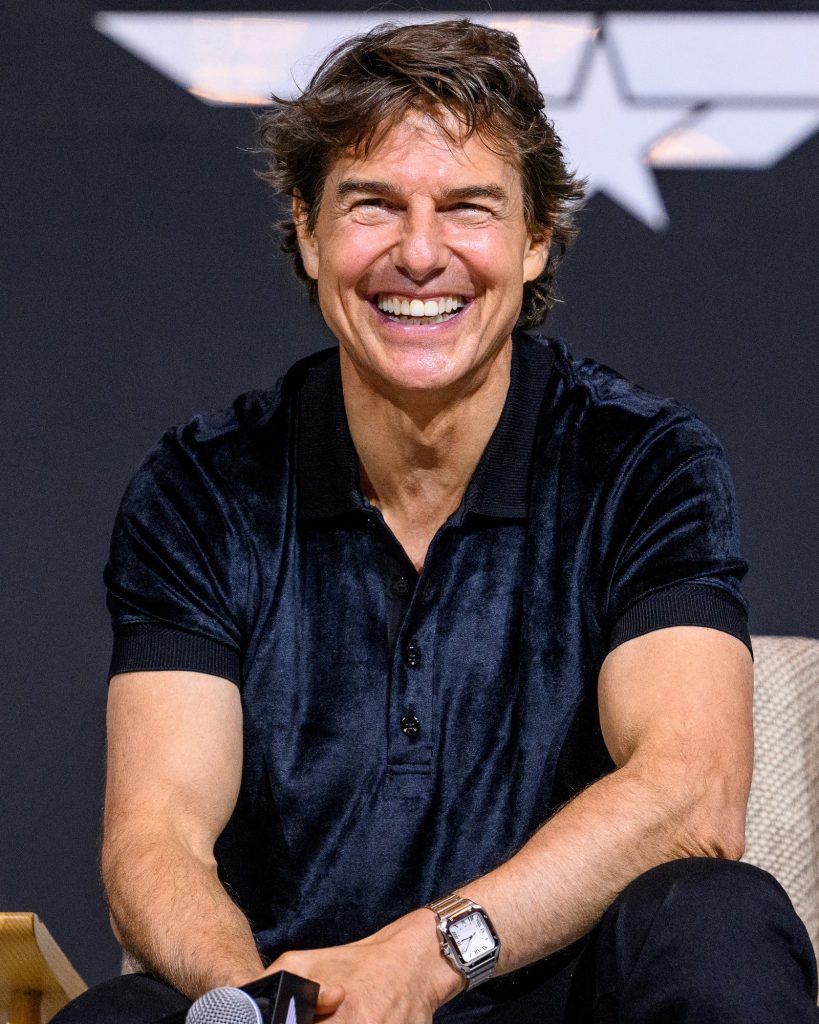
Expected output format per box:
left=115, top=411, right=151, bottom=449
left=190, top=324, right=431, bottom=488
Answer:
left=391, top=575, right=411, bottom=597
left=400, top=714, right=421, bottom=739
left=404, top=641, right=421, bottom=667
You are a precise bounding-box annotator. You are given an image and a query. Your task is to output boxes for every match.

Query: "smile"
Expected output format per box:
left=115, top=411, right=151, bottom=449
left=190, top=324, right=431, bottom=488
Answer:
left=374, top=294, right=468, bottom=325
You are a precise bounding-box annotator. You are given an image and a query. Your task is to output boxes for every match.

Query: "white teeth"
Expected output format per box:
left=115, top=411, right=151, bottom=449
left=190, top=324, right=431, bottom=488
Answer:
left=376, top=294, right=466, bottom=321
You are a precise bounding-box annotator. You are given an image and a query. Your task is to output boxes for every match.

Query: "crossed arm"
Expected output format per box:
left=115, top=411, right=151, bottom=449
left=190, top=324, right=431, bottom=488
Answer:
left=102, top=624, right=753, bottom=1021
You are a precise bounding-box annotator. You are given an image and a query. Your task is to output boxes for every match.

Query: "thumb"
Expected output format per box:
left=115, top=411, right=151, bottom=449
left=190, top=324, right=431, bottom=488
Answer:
left=316, top=982, right=345, bottom=1014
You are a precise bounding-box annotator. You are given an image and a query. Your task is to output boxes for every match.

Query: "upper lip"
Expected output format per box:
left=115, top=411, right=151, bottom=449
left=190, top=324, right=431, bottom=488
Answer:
left=369, top=291, right=472, bottom=300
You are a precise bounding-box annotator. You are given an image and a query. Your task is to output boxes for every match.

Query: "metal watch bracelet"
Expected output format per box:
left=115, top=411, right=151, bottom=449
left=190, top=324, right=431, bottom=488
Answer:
left=427, top=894, right=500, bottom=990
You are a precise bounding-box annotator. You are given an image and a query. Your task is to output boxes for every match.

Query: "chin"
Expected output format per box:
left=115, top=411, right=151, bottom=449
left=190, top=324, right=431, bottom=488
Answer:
left=371, top=348, right=466, bottom=394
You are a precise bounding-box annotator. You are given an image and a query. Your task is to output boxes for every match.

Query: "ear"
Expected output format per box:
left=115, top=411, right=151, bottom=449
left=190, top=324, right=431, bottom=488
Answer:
left=293, top=192, right=319, bottom=281
left=522, top=229, right=551, bottom=284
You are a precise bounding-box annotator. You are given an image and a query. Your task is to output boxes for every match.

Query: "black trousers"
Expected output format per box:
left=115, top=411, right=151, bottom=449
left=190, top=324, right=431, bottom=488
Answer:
left=52, top=859, right=819, bottom=1024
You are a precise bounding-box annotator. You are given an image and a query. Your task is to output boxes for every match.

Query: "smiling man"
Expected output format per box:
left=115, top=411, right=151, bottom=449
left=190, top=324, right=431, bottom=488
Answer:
left=292, top=110, right=552, bottom=573
left=54, top=18, right=818, bottom=1024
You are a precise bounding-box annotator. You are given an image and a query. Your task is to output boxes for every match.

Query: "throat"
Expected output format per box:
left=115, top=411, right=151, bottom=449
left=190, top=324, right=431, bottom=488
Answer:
left=362, top=472, right=464, bottom=573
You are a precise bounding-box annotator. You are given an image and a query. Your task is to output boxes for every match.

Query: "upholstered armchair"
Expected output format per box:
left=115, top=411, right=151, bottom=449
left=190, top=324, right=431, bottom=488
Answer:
left=742, top=635, right=819, bottom=959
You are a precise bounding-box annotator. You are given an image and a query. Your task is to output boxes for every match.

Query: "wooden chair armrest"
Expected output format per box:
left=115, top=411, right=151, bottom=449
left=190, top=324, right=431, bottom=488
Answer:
left=0, top=913, right=86, bottom=1024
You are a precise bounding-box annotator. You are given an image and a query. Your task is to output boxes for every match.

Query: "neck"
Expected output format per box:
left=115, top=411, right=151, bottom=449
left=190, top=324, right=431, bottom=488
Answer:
left=340, top=341, right=513, bottom=523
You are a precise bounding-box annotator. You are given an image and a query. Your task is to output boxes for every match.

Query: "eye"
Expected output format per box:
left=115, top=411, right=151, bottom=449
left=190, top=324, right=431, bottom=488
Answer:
left=354, top=197, right=390, bottom=209
left=349, top=197, right=398, bottom=220
left=447, top=202, right=493, bottom=217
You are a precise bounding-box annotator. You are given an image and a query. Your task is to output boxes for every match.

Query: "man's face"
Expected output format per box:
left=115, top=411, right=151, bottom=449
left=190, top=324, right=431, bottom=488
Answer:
left=294, top=111, right=549, bottom=398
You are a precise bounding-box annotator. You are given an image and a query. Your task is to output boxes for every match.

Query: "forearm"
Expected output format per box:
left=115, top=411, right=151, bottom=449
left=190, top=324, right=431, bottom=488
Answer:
left=102, top=828, right=264, bottom=999
left=459, top=753, right=744, bottom=978
left=308, top=752, right=747, bottom=1017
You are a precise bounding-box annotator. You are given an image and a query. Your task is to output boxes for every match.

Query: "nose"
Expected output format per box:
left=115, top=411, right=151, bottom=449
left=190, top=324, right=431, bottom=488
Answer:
left=392, top=202, right=449, bottom=282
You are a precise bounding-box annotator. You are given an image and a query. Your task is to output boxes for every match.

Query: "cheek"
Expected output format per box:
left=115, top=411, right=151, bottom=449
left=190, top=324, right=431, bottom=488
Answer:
left=321, top=226, right=394, bottom=289
left=448, top=230, right=527, bottom=286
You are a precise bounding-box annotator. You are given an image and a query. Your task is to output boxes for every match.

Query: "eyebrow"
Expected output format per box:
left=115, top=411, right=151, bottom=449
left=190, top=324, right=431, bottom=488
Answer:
left=335, top=179, right=511, bottom=205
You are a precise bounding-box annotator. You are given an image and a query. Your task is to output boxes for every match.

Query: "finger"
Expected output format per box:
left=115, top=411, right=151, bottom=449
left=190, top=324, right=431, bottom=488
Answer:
left=315, top=982, right=345, bottom=1014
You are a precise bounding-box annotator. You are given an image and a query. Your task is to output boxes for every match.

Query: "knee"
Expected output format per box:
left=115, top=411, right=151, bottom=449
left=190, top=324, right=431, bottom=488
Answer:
left=616, top=856, right=791, bottom=928
left=592, top=859, right=819, bottom=1015
left=603, top=857, right=813, bottom=968
left=50, top=974, right=190, bottom=1024
left=623, top=856, right=778, bottom=900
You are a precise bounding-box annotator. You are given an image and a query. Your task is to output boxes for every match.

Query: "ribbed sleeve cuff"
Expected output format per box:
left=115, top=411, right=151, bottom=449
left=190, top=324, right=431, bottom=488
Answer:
left=608, top=584, right=753, bottom=662
left=109, top=623, right=241, bottom=685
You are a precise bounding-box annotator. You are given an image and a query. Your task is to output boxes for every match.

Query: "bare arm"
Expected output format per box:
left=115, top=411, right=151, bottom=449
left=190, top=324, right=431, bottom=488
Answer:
left=266, top=625, right=754, bottom=1021
left=102, top=670, right=263, bottom=999
left=459, top=624, right=753, bottom=973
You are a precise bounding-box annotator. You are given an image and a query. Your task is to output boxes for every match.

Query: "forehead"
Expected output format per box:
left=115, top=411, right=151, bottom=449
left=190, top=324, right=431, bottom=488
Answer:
left=324, top=111, right=523, bottom=197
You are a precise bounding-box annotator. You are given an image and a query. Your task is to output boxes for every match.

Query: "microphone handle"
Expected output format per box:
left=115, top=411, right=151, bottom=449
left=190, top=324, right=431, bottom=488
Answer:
left=154, top=970, right=319, bottom=1024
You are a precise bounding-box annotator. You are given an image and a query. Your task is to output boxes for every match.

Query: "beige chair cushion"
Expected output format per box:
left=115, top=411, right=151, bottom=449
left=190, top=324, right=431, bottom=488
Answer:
left=743, top=635, right=819, bottom=961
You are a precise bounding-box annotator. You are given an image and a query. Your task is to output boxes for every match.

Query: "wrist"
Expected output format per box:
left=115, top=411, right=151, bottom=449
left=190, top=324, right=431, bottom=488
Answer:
left=426, top=893, right=503, bottom=991
left=416, top=908, right=468, bottom=1005
left=373, top=908, right=465, bottom=1009
left=201, top=956, right=266, bottom=995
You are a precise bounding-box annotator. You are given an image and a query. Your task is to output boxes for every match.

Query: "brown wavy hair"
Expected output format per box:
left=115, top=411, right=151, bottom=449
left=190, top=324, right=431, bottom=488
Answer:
left=255, top=19, right=585, bottom=328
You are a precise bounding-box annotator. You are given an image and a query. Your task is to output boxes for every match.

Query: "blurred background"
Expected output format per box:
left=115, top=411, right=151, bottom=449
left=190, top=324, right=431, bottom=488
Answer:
left=3, top=0, right=818, bottom=988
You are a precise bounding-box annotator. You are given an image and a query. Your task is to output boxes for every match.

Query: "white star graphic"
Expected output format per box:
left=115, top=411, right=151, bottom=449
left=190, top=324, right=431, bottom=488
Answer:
left=553, top=36, right=691, bottom=229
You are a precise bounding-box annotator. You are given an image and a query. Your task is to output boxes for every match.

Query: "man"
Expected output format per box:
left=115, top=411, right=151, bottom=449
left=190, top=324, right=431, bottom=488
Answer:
left=56, top=18, right=817, bottom=1024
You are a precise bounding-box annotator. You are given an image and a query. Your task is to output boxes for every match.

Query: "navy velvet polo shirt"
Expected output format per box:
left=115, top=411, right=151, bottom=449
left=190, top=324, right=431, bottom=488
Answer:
left=104, top=330, right=752, bottom=968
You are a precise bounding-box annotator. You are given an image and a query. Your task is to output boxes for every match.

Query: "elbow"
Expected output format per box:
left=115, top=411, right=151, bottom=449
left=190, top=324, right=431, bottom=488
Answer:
left=691, top=818, right=746, bottom=862
left=688, top=760, right=749, bottom=862
left=702, top=789, right=748, bottom=861
left=100, top=826, right=135, bottom=902
left=100, top=831, right=118, bottom=902
left=100, top=831, right=129, bottom=933
left=677, top=782, right=748, bottom=863
left=108, top=911, right=125, bottom=945
left=638, top=754, right=749, bottom=863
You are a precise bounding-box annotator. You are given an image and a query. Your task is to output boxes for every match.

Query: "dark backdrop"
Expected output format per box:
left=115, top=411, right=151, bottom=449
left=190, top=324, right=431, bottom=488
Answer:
left=3, top=0, right=817, bottom=988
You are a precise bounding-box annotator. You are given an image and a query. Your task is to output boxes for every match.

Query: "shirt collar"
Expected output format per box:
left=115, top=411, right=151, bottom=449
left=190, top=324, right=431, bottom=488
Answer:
left=297, top=330, right=556, bottom=523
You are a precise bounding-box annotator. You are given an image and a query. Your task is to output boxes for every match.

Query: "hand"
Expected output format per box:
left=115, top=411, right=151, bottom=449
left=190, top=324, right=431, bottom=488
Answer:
left=263, top=908, right=464, bottom=1023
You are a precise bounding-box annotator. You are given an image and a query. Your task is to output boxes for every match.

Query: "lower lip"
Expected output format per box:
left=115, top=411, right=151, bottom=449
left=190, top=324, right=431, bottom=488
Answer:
left=369, top=301, right=472, bottom=332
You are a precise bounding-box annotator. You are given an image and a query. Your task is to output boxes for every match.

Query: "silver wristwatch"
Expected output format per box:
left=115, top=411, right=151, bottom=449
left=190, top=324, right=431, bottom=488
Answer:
left=426, top=894, right=501, bottom=990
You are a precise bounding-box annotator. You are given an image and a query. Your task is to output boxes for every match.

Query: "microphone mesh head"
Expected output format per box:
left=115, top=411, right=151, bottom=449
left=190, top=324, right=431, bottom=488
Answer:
left=185, top=987, right=263, bottom=1024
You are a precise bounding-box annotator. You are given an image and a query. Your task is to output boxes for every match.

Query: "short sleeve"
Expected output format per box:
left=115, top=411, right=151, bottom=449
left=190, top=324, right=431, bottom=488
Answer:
left=103, top=428, right=247, bottom=685
left=604, top=421, right=752, bottom=660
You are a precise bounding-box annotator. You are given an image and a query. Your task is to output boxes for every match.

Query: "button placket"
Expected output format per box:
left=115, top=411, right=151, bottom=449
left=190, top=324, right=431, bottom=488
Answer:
left=388, top=590, right=441, bottom=767
left=384, top=531, right=447, bottom=774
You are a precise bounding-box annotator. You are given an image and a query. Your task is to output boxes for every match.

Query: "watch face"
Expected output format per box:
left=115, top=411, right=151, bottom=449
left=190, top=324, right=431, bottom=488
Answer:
left=449, top=911, right=495, bottom=964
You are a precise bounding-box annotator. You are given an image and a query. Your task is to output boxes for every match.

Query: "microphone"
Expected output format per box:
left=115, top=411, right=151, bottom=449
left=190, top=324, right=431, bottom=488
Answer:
left=156, top=971, right=319, bottom=1024
left=186, top=988, right=264, bottom=1023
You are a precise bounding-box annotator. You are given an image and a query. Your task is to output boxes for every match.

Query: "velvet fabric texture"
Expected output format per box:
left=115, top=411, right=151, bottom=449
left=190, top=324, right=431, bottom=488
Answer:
left=104, top=331, right=752, bottom=969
